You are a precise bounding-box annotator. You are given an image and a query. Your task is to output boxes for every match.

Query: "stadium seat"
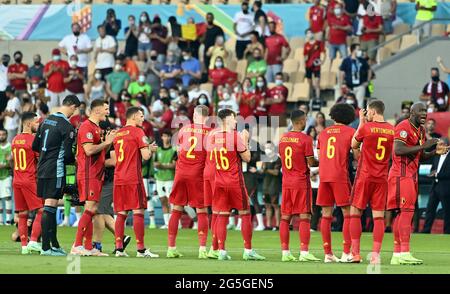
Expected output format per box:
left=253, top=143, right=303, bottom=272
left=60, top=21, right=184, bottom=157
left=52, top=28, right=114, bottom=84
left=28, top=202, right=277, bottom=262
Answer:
left=87, top=60, right=96, bottom=78
left=225, top=38, right=236, bottom=53
left=319, top=71, right=335, bottom=90
left=227, top=59, right=237, bottom=73
left=289, top=71, right=305, bottom=83
left=293, top=48, right=305, bottom=63
left=330, top=58, right=342, bottom=74
left=400, top=34, right=418, bottom=51
left=236, top=59, right=248, bottom=81
left=393, top=23, right=411, bottom=35
left=136, top=61, right=146, bottom=72
left=290, top=82, right=310, bottom=102
left=289, top=37, right=305, bottom=57
left=384, top=34, right=401, bottom=54
left=282, top=59, right=299, bottom=75
left=200, top=83, right=213, bottom=95
left=377, top=47, right=392, bottom=63
left=431, top=24, right=446, bottom=36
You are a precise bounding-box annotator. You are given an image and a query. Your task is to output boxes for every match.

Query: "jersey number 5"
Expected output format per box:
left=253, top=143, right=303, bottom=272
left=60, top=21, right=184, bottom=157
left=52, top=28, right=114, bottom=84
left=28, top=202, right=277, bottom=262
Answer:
left=13, top=148, right=27, bottom=171
left=376, top=137, right=388, bottom=161
left=117, top=139, right=124, bottom=162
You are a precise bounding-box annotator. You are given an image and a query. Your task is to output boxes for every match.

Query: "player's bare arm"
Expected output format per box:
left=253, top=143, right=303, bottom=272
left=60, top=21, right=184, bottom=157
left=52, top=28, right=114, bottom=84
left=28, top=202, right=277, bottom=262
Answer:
left=83, top=129, right=117, bottom=156
left=306, top=156, right=319, bottom=168
left=140, top=142, right=157, bottom=161
left=239, top=129, right=251, bottom=163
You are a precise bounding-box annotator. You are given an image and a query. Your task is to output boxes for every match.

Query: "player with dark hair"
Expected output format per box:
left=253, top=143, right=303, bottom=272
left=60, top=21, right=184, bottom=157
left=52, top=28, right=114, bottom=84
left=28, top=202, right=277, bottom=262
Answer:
left=350, top=100, right=395, bottom=264
left=32, top=94, right=80, bottom=256
left=316, top=103, right=355, bottom=263
left=278, top=110, right=320, bottom=262
left=111, top=106, right=159, bottom=257
left=12, top=112, right=42, bottom=254
left=71, top=99, right=116, bottom=256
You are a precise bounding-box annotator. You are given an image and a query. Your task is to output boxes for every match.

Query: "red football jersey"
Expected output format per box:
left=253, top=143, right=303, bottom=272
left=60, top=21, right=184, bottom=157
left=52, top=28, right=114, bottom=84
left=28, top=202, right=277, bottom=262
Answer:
left=361, top=15, right=383, bottom=42
left=354, top=122, right=394, bottom=181
left=204, top=130, right=218, bottom=180
left=210, top=130, right=247, bottom=188
left=389, top=119, right=426, bottom=178
left=309, top=5, right=326, bottom=33
left=279, top=131, right=314, bottom=188
left=328, top=15, right=351, bottom=45
left=76, top=120, right=105, bottom=181
left=317, top=125, right=355, bottom=182
left=304, top=40, right=325, bottom=70
left=113, top=125, right=149, bottom=185
left=11, top=133, right=39, bottom=186
left=8, top=63, right=28, bottom=91
left=176, top=123, right=212, bottom=177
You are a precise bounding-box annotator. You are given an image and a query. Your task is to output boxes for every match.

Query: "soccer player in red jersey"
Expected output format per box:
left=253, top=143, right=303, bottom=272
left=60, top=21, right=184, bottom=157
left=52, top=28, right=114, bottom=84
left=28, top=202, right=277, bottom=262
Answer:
left=278, top=110, right=320, bottom=262
left=387, top=102, right=448, bottom=265
left=350, top=100, right=395, bottom=264
left=167, top=105, right=212, bottom=259
left=210, top=109, right=265, bottom=261
left=71, top=100, right=116, bottom=257
left=11, top=112, right=42, bottom=254
left=111, top=107, right=159, bottom=258
left=316, top=103, right=355, bottom=263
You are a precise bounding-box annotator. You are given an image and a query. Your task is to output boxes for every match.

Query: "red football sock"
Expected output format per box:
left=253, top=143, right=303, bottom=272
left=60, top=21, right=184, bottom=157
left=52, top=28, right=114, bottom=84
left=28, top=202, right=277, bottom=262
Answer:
left=30, top=209, right=42, bottom=242
left=240, top=214, right=253, bottom=250
left=84, top=221, right=93, bottom=250
left=350, top=214, right=362, bottom=256
left=168, top=210, right=183, bottom=247
left=114, top=213, right=127, bottom=249
left=216, top=215, right=228, bottom=250
left=211, top=214, right=218, bottom=250
left=372, top=217, right=385, bottom=254
left=320, top=216, right=333, bottom=255
left=343, top=215, right=351, bottom=254
left=197, top=212, right=208, bottom=247
left=133, top=213, right=145, bottom=251
left=393, top=214, right=401, bottom=253
left=279, top=219, right=290, bottom=251
left=399, top=210, right=414, bottom=253
left=18, top=214, right=28, bottom=246
left=74, top=210, right=94, bottom=247
left=299, top=218, right=310, bottom=252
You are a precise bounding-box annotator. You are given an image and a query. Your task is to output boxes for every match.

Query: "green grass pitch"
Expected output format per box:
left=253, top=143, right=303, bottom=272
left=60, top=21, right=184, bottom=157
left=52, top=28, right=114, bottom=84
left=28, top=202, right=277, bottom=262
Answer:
left=1, top=226, right=450, bottom=274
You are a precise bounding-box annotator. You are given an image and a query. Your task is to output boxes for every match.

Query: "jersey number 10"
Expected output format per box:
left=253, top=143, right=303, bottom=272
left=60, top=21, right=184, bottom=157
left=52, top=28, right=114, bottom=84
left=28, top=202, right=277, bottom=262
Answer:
left=13, top=148, right=27, bottom=171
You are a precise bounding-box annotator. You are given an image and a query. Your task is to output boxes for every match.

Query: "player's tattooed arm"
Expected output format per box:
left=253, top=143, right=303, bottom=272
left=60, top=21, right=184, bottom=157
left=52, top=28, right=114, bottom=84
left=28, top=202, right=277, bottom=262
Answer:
left=394, top=138, right=438, bottom=157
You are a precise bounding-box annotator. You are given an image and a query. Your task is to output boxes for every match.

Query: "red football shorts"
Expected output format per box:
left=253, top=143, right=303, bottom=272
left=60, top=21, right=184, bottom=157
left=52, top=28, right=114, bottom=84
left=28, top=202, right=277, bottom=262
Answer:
left=203, top=177, right=214, bottom=207
left=387, top=176, right=418, bottom=210
left=317, top=182, right=351, bottom=207
left=78, top=178, right=103, bottom=202
left=281, top=186, right=312, bottom=215
left=170, top=174, right=205, bottom=208
left=13, top=184, right=43, bottom=211
left=113, top=183, right=147, bottom=212
left=351, top=179, right=388, bottom=211
left=212, top=185, right=249, bottom=212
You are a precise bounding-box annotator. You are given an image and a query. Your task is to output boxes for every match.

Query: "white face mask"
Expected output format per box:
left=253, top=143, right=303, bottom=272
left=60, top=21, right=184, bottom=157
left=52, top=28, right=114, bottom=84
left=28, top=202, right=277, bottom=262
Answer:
left=140, top=16, right=147, bottom=22
left=265, top=148, right=273, bottom=156
left=138, top=75, right=146, bottom=83
left=275, top=79, right=283, bottom=86
left=95, top=73, right=102, bottom=80
left=183, top=55, right=189, bottom=61
left=257, top=81, right=264, bottom=88
left=198, top=97, right=207, bottom=105
left=427, top=108, right=434, bottom=113
left=223, top=93, right=230, bottom=100
left=70, top=60, right=77, bottom=67
left=306, top=33, right=314, bottom=40
left=356, top=50, right=363, bottom=58
left=234, top=86, right=240, bottom=93
left=114, top=64, right=122, bottom=71
left=346, top=99, right=355, bottom=105
left=215, top=62, right=223, bottom=68
left=52, top=55, right=61, bottom=61
left=334, top=8, right=342, bottom=16
left=32, top=84, right=39, bottom=90
left=170, top=92, right=177, bottom=99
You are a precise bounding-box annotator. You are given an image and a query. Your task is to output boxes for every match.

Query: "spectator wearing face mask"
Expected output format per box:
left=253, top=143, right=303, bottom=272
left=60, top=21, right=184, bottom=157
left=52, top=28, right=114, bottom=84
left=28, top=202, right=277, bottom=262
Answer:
left=234, top=1, right=255, bottom=60
left=420, top=67, right=449, bottom=112
left=202, top=12, right=225, bottom=72
left=150, top=15, right=169, bottom=64
left=138, top=12, right=152, bottom=62
left=238, top=77, right=256, bottom=119
left=327, top=3, right=352, bottom=63
left=253, top=75, right=268, bottom=117
left=264, top=21, right=290, bottom=83
left=180, top=48, right=201, bottom=89
left=27, top=54, right=44, bottom=87
left=64, top=55, right=85, bottom=102
left=149, top=98, right=173, bottom=134
left=69, top=101, right=88, bottom=129
left=128, top=72, right=152, bottom=102
left=105, top=59, right=131, bottom=101
left=247, top=48, right=267, bottom=86
left=103, top=9, right=122, bottom=38
left=309, top=0, right=326, bottom=41
left=194, top=94, right=211, bottom=115
left=208, top=56, right=237, bottom=88
left=21, top=92, right=35, bottom=113
left=188, top=79, right=210, bottom=103
left=304, top=29, right=325, bottom=100
left=160, top=51, right=181, bottom=89
left=86, top=69, right=106, bottom=102
left=124, top=15, right=139, bottom=58
left=43, top=48, right=70, bottom=109
left=339, top=43, right=370, bottom=108
left=7, top=51, right=28, bottom=98
left=360, top=13, right=383, bottom=65
left=59, top=22, right=93, bottom=79
left=244, top=31, right=265, bottom=63
left=145, top=50, right=164, bottom=95
left=122, top=54, right=140, bottom=82
left=0, top=54, right=10, bottom=117
left=206, top=35, right=228, bottom=70
left=217, top=85, right=239, bottom=113
left=266, top=72, right=288, bottom=126
left=110, top=89, right=129, bottom=127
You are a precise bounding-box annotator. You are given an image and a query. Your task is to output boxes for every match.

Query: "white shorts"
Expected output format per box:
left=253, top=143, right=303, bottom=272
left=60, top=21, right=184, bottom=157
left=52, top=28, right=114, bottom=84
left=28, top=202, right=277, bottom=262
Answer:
left=0, top=177, right=12, bottom=199
left=156, top=180, right=173, bottom=198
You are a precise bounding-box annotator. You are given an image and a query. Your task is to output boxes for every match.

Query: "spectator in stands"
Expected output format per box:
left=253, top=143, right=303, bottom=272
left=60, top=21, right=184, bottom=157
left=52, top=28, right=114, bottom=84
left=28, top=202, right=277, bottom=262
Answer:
left=264, top=21, right=290, bottom=83
left=266, top=72, right=288, bottom=125
left=106, top=59, right=131, bottom=101
left=252, top=1, right=267, bottom=23
left=327, top=3, right=352, bottom=63
left=69, top=101, right=87, bottom=129
left=254, top=75, right=269, bottom=117
left=437, top=56, right=450, bottom=86
left=150, top=15, right=169, bottom=64
left=138, top=12, right=152, bottom=62
left=202, top=12, right=225, bottom=73
left=420, top=67, right=449, bottom=112
left=128, top=72, right=152, bottom=102
left=124, top=15, right=138, bottom=59
left=0, top=54, right=9, bottom=120
left=415, top=0, right=437, bottom=42
left=2, top=86, right=21, bottom=142
left=234, top=1, right=255, bottom=60
left=360, top=13, right=383, bottom=64
left=86, top=69, right=106, bottom=102
left=58, top=22, right=92, bottom=79
left=247, top=48, right=267, bottom=85
left=158, top=87, right=170, bottom=101
left=111, top=89, right=129, bottom=126
left=149, top=98, right=173, bottom=135
left=122, top=54, right=140, bottom=81
left=103, top=8, right=121, bottom=39
left=94, top=24, right=117, bottom=79
left=314, top=111, right=327, bottom=135
left=344, top=0, right=359, bottom=22
left=209, top=56, right=237, bottom=88
left=299, top=103, right=315, bottom=132
left=64, top=55, right=85, bottom=102
left=309, top=0, right=326, bottom=41
left=304, top=29, right=325, bottom=100
left=7, top=51, right=28, bottom=98
left=44, top=48, right=69, bottom=109
left=326, top=0, right=340, bottom=21
left=244, top=31, right=265, bottom=62
left=425, top=118, right=441, bottom=140
left=206, top=35, right=228, bottom=70
left=380, top=0, right=397, bottom=35
left=262, top=141, right=281, bottom=231
left=341, top=92, right=360, bottom=126
left=27, top=54, right=44, bottom=87
left=146, top=50, right=163, bottom=96
left=21, top=93, right=35, bottom=113
left=217, top=85, right=239, bottom=113
left=238, top=77, right=256, bottom=119
left=180, top=48, right=201, bottom=89
left=339, top=43, right=370, bottom=108
left=255, top=14, right=270, bottom=41
left=160, top=50, right=181, bottom=89
left=187, top=79, right=210, bottom=104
